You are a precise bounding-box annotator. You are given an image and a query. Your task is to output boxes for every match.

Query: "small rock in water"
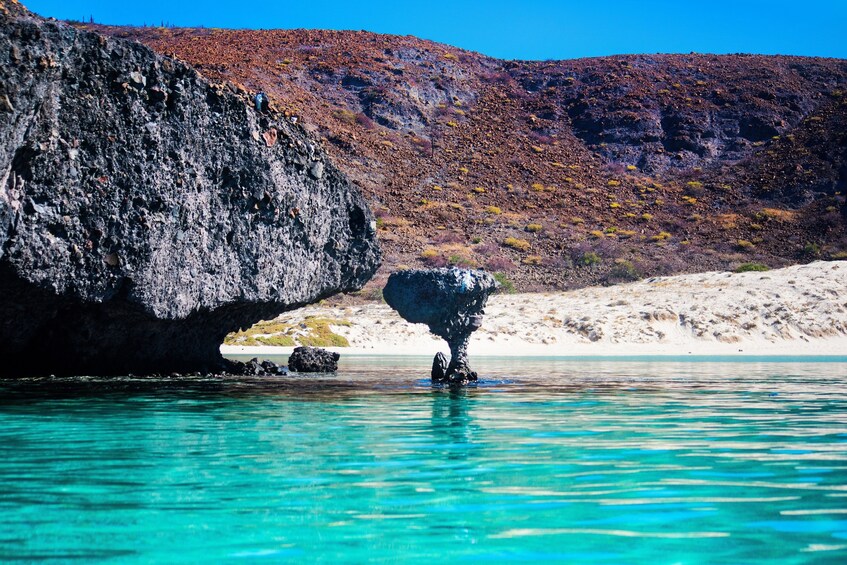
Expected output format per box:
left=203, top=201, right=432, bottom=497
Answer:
left=288, top=346, right=340, bottom=373
left=431, top=351, right=448, bottom=381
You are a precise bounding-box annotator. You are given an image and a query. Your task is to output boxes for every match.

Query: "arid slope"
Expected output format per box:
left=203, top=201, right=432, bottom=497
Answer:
left=82, top=24, right=847, bottom=291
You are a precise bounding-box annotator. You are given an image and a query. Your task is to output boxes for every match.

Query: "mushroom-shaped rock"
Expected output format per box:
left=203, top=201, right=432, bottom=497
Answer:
left=383, top=268, right=498, bottom=384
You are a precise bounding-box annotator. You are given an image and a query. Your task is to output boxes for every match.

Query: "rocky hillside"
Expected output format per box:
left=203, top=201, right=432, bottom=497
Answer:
left=82, top=24, right=847, bottom=292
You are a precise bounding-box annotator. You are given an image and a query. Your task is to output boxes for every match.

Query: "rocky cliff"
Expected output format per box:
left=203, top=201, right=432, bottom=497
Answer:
left=0, top=1, right=380, bottom=376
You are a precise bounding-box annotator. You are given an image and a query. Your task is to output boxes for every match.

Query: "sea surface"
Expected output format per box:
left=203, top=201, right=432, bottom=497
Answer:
left=1, top=356, right=846, bottom=563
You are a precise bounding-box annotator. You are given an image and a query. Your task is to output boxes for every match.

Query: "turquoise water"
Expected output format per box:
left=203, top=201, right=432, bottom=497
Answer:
left=1, top=356, right=846, bottom=563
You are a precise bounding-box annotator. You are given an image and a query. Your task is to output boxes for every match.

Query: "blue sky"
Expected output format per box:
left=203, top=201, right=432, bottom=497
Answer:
left=25, top=0, right=847, bottom=61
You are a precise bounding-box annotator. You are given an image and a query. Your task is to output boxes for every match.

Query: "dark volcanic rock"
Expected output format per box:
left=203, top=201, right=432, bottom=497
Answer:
left=225, top=357, right=287, bottom=376
left=0, top=5, right=380, bottom=376
left=287, top=346, right=340, bottom=373
left=431, top=351, right=448, bottom=382
left=383, top=268, right=498, bottom=384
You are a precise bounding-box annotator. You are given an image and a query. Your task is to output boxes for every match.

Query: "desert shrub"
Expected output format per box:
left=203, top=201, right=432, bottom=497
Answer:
left=472, top=186, right=486, bottom=193
left=420, top=248, right=448, bottom=267
left=333, top=108, right=357, bottom=124
left=757, top=208, right=796, bottom=222
left=493, top=272, right=516, bottom=293
left=484, top=205, right=502, bottom=215
left=578, top=251, right=602, bottom=266
left=531, top=182, right=545, bottom=191
left=606, top=259, right=641, bottom=283
left=525, top=223, right=543, bottom=233
left=802, top=242, right=821, bottom=258
left=607, top=180, right=621, bottom=187
left=590, top=230, right=605, bottom=239
left=736, top=239, right=755, bottom=250
left=571, top=217, right=585, bottom=225
left=734, top=263, right=770, bottom=273
left=522, top=255, right=542, bottom=265
left=640, top=213, right=653, bottom=222
left=448, top=254, right=476, bottom=267
left=829, top=250, right=847, bottom=260
left=503, top=237, right=531, bottom=251
left=651, top=231, right=672, bottom=241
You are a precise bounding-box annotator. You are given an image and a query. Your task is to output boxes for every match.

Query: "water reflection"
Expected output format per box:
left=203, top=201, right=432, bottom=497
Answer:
left=430, top=388, right=476, bottom=454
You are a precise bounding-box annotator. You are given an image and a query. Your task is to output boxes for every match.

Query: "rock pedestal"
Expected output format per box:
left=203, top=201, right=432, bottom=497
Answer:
left=383, top=268, right=498, bottom=384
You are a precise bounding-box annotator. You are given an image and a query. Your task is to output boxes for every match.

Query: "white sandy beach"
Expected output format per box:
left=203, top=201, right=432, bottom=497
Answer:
left=221, top=261, right=847, bottom=357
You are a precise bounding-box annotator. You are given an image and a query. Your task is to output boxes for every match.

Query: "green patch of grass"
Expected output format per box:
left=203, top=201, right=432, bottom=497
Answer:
left=493, top=272, right=516, bottom=294
left=734, top=263, right=770, bottom=273
left=578, top=251, right=601, bottom=267
left=223, top=317, right=351, bottom=348
left=297, top=317, right=351, bottom=348
left=257, top=335, right=296, bottom=346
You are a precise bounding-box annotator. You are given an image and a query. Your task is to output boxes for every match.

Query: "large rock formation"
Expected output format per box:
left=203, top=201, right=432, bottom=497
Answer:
left=0, top=2, right=380, bottom=376
left=383, top=268, right=497, bottom=384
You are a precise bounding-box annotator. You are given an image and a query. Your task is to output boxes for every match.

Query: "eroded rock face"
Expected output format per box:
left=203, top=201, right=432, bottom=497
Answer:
left=0, top=4, right=380, bottom=376
left=383, top=268, right=497, bottom=384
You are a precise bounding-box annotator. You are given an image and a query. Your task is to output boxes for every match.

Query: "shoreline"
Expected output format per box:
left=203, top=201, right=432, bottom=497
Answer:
left=221, top=261, right=847, bottom=359
left=221, top=340, right=847, bottom=358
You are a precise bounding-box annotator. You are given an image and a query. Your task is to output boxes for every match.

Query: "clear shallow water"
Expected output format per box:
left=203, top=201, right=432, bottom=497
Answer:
left=1, top=357, right=846, bottom=563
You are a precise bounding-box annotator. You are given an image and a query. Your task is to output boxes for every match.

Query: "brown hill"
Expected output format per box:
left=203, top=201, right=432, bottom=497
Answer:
left=78, top=24, right=847, bottom=292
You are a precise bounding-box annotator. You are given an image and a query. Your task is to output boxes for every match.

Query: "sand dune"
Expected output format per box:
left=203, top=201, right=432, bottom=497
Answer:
left=221, top=261, right=847, bottom=357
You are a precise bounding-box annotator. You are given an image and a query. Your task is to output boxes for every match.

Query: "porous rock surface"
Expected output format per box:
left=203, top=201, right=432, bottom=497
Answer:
left=0, top=2, right=380, bottom=376
left=287, top=346, right=340, bottom=373
left=383, top=268, right=497, bottom=383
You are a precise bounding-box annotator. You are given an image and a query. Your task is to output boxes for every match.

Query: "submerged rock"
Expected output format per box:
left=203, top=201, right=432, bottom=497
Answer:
left=224, top=357, right=287, bottom=376
left=383, top=268, right=498, bottom=384
left=0, top=5, right=380, bottom=376
left=288, top=346, right=340, bottom=373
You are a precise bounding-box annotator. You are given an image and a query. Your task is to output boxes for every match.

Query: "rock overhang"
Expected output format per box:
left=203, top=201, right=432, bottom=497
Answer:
left=0, top=3, right=380, bottom=375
